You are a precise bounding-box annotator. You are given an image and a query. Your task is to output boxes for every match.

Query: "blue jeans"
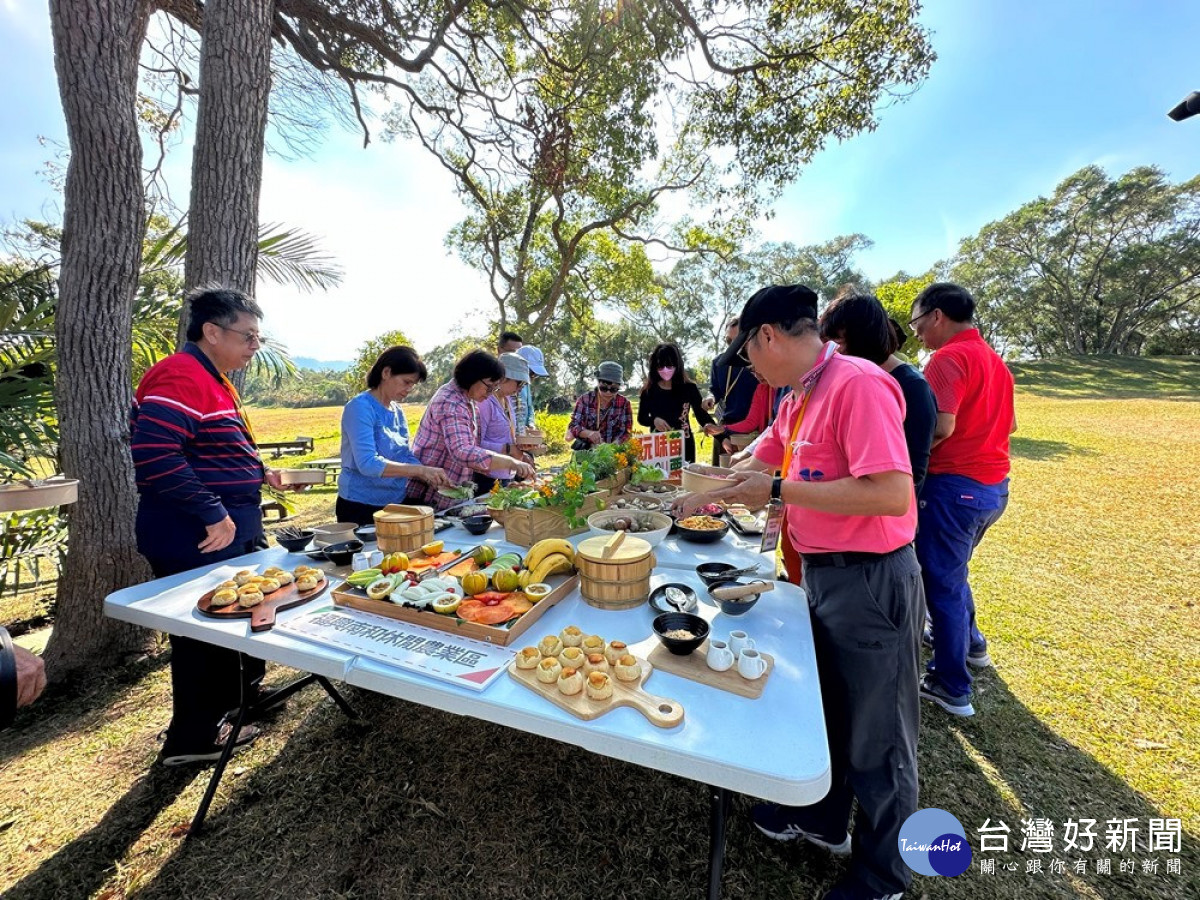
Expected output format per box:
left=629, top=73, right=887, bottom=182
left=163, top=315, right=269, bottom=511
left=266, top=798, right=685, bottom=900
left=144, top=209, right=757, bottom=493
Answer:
left=916, top=474, right=1009, bottom=697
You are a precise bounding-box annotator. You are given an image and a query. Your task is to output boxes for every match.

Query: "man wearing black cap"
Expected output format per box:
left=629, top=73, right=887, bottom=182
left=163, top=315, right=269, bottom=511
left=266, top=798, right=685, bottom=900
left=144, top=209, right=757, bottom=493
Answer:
left=682, top=284, right=923, bottom=900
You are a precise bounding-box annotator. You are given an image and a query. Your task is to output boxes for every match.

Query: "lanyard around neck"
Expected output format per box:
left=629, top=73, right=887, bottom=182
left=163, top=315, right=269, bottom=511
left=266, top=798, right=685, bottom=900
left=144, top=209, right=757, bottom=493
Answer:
left=778, top=343, right=836, bottom=475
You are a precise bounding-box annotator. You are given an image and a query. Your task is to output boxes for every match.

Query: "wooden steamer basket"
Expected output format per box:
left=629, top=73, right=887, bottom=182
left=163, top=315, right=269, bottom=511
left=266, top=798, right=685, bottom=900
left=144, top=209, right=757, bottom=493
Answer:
left=575, top=531, right=655, bottom=610
left=373, top=503, right=435, bottom=553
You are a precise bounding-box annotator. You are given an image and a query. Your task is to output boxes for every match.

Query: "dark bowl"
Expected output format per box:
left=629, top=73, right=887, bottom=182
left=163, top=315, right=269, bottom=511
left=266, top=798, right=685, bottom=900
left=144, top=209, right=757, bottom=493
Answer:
left=274, top=529, right=315, bottom=553
left=652, top=612, right=710, bottom=656
left=322, top=539, right=364, bottom=566
left=695, top=561, right=739, bottom=585
left=461, top=514, right=492, bottom=536
left=648, top=583, right=699, bottom=614
left=353, top=524, right=377, bottom=543
left=675, top=519, right=730, bottom=544
left=706, top=579, right=760, bottom=616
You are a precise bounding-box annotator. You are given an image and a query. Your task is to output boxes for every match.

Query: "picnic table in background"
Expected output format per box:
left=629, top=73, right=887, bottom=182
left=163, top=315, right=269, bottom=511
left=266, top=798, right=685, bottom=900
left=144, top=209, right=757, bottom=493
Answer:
left=257, top=436, right=314, bottom=458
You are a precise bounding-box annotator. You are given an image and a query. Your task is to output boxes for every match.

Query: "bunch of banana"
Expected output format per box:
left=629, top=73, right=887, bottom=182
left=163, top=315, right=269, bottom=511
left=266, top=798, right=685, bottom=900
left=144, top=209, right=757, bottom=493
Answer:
left=523, top=539, right=576, bottom=583
left=345, top=568, right=382, bottom=589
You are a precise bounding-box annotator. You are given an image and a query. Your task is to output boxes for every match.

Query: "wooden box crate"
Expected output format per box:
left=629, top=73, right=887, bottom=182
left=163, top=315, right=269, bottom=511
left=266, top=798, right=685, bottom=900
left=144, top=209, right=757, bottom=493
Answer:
left=501, top=490, right=608, bottom=548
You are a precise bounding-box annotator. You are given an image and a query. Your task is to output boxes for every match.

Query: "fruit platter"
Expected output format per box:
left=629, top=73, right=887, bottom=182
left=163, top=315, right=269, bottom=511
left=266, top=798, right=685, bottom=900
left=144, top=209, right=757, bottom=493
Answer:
left=331, top=539, right=580, bottom=645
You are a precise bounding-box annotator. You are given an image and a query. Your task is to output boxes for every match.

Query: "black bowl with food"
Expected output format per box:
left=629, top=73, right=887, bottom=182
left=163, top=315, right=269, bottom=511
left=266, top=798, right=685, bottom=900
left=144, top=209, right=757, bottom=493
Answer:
left=652, top=612, right=710, bottom=656
left=674, top=515, right=730, bottom=544
left=461, top=514, right=493, bottom=536
left=274, top=529, right=315, bottom=553
left=695, top=561, right=739, bottom=586
left=706, top=579, right=761, bottom=616
left=353, top=524, right=377, bottom=543
left=322, top=539, right=364, bottom=567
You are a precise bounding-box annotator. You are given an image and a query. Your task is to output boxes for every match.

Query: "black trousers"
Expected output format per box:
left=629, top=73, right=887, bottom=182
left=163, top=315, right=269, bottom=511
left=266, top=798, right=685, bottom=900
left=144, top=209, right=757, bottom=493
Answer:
left=798, top=545, right=924, bottom=895
left=335, top=495, right=383, bottom=527
left=140, top=503, right=268, bottom=749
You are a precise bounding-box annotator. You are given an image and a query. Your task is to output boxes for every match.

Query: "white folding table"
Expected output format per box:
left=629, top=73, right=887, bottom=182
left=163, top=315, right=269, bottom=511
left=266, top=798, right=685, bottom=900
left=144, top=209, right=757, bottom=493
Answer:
left=105, top=531, right=827, bottom=900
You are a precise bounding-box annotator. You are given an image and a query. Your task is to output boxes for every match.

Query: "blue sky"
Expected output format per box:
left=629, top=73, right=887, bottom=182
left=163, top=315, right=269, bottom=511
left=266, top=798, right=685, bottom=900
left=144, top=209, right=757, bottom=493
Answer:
left=2, top=1, right=1198, bottom=360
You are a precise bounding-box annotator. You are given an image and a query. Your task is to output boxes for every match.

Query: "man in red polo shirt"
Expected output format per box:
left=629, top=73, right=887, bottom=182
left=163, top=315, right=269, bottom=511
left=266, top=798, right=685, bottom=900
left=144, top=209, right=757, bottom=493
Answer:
left=909, top=282, right=1015, bottom=718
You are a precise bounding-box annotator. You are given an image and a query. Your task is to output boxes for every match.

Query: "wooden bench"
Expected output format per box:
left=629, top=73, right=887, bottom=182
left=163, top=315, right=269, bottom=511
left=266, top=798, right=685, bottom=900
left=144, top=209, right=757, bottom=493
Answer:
left=260, top=499, right=289, bottom=521
left=257, top=436, right=314, bottom=458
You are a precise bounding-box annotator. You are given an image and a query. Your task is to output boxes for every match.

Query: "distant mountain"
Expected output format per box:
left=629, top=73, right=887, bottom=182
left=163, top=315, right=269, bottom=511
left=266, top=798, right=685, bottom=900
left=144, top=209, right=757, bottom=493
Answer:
left=293, top=356, right=353, bottom=372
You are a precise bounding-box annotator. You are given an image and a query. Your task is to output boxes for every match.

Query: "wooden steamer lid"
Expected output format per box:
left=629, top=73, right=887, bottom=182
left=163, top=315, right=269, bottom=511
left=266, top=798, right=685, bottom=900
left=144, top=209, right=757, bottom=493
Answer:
left=374, top=503, right=434, bottom=523
left=576, top=530, right=653, bottom=564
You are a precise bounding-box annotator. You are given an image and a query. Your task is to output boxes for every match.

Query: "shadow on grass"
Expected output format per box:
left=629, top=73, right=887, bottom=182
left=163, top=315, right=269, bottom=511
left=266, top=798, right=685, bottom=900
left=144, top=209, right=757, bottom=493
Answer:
left=117, top=679, right=1196, bottom=900
left=1009, top=437, right=1095, bottom=461
left=3, top=767, right=194, bottom=900
left=1012, top=356, right=1200, bottom=401
left=0, top=650, right=170, bottom=768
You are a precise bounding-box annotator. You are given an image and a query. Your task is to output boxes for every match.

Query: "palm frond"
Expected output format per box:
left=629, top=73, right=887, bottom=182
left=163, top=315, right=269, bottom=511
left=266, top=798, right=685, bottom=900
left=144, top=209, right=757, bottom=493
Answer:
left=255, top=223, right=343, bottom=292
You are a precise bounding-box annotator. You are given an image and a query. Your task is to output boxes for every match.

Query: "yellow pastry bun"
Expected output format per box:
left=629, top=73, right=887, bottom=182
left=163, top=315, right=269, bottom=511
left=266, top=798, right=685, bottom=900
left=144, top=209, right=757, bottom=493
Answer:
left=585, top=671, right=613, bottom=700
left=217, top=580, right=238, bottom=591
left=211, top=588, right=239, bottom=607
left=604, top=640, right=628, bottom=666
left=296, top=575, right=319, bottom=592
left=294, top=565, right=316, bottom=576
left=237, top=590, right=265, bottom=608
left=557, top=667, right=584, bottom=696
left=263, top=566, right=285, bottom=577
left=614, top=654, right=642, bottom=682
left=535, top=656, right=563, bottom=683
left=237, top=582, right=263, bottom=596
left=583, top=653, right=609, bottom=675
left=538, top=635, right=564, bottom=658
left=559, top=646, right=586, bottom=670
left=560, top=624, right=584, bottom=648
left=233, top=570, right=257, bottom=585
left=275, top=571, right=295, bottom=586
left=580, top=634, right=605, bottom=656
left=258, top=577, right=282, bottom=593
left=515, top=647, right=541, bottom=670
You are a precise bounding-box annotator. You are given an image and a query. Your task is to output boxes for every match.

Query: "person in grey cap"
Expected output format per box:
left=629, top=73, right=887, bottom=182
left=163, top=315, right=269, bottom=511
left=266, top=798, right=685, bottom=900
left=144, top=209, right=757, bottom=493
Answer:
left=677, top=284, right=922, bottom=900
left=567, top=360, right=633, bottom=447
left=475, top=351, right=533, bottom=493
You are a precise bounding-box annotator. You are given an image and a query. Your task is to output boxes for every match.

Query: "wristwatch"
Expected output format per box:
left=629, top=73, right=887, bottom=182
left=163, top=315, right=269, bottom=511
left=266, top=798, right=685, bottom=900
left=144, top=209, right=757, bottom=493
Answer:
left=770, top=475, right=783, bottom=502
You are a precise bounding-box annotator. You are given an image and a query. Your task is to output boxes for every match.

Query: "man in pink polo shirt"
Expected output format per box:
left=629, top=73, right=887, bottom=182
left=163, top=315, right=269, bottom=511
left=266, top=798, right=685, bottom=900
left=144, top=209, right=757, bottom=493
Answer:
left=909, top=282, right=1014, bottom=718
left=680, top=285, right=922, bottom=900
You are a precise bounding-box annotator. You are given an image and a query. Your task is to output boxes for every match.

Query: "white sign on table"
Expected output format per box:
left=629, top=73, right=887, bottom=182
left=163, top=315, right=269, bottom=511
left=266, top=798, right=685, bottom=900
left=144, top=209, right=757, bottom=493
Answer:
left=277, top=606, right=513, bottom=691
left=634, top=430, right=685, bottom=477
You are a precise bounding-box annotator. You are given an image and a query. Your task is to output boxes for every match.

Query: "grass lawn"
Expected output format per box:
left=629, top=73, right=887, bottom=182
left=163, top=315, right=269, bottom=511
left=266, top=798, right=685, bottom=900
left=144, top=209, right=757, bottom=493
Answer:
left=1, top=359, right=1197, bottom=899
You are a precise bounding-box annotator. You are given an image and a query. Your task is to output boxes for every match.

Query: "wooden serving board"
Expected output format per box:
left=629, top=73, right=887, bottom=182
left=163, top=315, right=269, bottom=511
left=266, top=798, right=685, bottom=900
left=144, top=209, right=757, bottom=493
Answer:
left=197, top=575, right=329, bottom=633
left=332, top=573, right=577, bottom=646
left=507, top=654, right=684, bottom=728
left=646, top=640, right=774, bottom=699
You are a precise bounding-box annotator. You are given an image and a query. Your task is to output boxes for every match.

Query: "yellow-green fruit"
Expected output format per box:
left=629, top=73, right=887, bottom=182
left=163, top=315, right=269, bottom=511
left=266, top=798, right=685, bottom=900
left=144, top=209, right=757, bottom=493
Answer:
left=492, top=568, right=520, bottom=593
left=461, top=571, right=488, bottom=596
left=517, top=570, right=533, bottom=590
left=473, top=545, right=497, bottom=567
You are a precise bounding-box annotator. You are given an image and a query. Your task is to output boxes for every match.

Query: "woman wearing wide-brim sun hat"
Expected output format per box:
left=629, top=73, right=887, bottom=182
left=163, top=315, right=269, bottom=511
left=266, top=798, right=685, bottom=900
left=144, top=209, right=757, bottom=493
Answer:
left=568, top=360, right=634, bottom=448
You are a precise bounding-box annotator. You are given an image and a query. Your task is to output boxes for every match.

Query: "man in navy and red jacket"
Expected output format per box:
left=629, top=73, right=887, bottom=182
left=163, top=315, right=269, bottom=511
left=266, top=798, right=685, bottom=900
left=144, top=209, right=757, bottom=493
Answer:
left=131, top=287, right=285, bottom=765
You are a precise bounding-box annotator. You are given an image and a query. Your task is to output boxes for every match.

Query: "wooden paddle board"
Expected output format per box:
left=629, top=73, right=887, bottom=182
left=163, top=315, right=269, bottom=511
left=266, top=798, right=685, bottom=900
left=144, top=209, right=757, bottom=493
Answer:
left=197, top=575, right=329, bottom=632
left=646, top=640, right=774, bottom=699
left=508, top=654, right=684, bottom=728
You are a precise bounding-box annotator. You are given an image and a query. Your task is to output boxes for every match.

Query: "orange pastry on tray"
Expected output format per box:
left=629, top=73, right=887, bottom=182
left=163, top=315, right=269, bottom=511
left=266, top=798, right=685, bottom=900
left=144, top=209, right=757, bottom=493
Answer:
left=237, top=589, right=265, bottom=608
left=614, top=654, right=642, bottom=683
left=258, top=577, right=281, bottom=594
left=296, top=574, right=320, bottom=592
left=538, top=635, right=564, bottom=658
left=557, top=667, right=584, bottom=696
left=515, top=647, right=541, bottom=670
left=585, top=671, right=613, bottom=701
left=536, top=656, right=563, bottom=684
left=559, top=646, right=586, bottom=670
left=275, top=571, right=295, bottom=586
left=580, top=634, right=604, bottom=657
left=604, top=640, right=628, bottom=666
left=210, top=588, right=239, bottom=608
left=560, top=625, right=584, bottom=648
left=233, top=570, right=258, bottom=586
left=583, top=653, right=609, bottom=675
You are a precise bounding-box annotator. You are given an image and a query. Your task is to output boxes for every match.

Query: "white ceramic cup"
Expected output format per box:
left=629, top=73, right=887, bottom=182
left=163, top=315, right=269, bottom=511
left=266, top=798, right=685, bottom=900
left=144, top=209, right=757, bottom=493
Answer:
left=352, top=552, right=374, bottom=572
left=706, top=639, right=735, bottom=672
left=738, top=648, right=767, bottom=680
left=369, top=549, right=384, bottom=568
left=729, top=631, right=754, bottom=658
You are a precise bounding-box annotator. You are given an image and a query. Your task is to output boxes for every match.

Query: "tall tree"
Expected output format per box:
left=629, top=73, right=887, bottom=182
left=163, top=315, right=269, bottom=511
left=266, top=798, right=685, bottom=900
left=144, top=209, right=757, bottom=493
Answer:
left=952, top=166, right=1200, bottom=357
left=44, top=0, right=154, bottom=676
left=178, top=0, right=275, bottom=380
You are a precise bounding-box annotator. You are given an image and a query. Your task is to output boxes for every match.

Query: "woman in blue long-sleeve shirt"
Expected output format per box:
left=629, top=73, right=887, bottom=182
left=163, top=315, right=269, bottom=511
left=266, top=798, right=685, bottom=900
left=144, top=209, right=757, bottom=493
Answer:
left=336, top=346, right=453, bottom=525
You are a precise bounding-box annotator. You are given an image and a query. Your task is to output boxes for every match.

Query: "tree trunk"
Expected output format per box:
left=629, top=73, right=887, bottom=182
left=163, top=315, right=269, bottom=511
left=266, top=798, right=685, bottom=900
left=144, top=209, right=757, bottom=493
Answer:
left=177, top=0, right=274, bottom=375
left=44, top=0, right=154, bottom=678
